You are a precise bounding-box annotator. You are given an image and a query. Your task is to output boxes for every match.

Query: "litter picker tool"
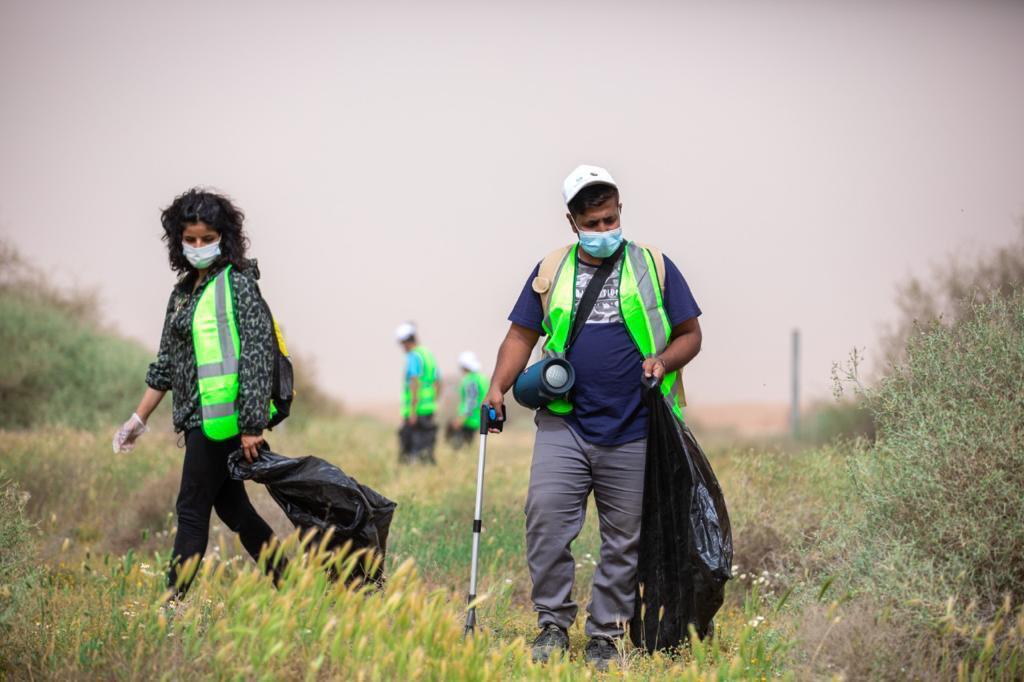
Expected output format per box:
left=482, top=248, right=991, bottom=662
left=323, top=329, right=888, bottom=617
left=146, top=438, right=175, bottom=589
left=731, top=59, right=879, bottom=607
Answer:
left=464, top=403, right=506, bottom=636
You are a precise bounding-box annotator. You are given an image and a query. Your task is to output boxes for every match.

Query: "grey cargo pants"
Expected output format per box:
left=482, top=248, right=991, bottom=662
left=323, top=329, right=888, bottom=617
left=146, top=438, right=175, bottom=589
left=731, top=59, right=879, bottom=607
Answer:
left=525, top=412, right=646, bottom=639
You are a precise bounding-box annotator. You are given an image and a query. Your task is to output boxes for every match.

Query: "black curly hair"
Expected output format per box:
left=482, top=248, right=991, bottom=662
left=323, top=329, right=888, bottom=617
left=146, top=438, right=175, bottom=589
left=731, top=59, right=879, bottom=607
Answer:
left=160, top=188, right=250, bottom=275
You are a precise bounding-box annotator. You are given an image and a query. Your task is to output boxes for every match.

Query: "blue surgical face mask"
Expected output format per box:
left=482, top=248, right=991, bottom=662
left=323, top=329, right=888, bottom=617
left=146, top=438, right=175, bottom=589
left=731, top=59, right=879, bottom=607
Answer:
left=182, top=240, right=221, bottom=269
left=577, top=227, right=623, bottom=258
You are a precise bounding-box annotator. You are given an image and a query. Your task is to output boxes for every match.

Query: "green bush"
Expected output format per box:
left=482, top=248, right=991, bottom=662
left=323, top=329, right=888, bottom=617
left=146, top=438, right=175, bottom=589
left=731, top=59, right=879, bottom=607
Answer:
left=0, top=291, right=153, bottom=430
left=849, top=293, right=1024, bottom=611
left=0, top=242, right=153, bottom=430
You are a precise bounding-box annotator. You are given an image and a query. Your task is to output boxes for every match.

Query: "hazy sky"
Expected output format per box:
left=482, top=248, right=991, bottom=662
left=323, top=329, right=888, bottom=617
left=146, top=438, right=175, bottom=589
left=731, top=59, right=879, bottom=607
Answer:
left=2, top=0, right=1023, bottom=408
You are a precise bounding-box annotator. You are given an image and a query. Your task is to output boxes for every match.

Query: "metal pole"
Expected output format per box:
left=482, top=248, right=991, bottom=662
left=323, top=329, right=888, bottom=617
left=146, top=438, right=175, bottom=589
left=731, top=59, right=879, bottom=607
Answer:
left=464, top=404, right=503, bottom=636
left=791, top=328, right=800, bottom=438
left=464, top=425, right=488, bottom=635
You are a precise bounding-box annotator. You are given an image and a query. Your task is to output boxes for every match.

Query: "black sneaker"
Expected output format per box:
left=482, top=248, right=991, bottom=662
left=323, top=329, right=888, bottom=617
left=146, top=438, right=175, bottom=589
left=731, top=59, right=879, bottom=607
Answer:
left=531, top=624, right=569, bottom=663
left=584, top=636, right=621, bottom=672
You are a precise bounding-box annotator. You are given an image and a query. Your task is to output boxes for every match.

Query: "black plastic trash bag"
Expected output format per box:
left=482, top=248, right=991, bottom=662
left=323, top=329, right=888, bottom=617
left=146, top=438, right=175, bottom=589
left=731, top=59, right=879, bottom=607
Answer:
left=630, top=387, right=733, bottom=652
left=228, top=448, right=397, bottom=585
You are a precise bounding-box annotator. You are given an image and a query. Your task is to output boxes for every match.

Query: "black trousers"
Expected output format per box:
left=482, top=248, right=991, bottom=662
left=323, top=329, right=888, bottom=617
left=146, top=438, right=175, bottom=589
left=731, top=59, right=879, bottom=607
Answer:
left=398, top=415, right=438, bottom=464
left=167, top=428, right=281, bottom=594
left=444, top=423, right=476, bottom=449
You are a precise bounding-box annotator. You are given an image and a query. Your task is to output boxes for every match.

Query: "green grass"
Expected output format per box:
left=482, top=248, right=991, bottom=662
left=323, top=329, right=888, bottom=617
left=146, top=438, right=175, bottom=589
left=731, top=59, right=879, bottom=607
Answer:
left=1, top=418, right=796, bottom=680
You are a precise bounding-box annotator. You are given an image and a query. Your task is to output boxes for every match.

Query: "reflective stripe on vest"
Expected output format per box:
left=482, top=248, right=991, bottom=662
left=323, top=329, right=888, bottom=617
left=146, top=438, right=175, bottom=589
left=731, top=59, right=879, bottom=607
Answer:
left=193, top=266, right=241, bottom=440
left=402, top=346, right=439, bottom=418
left=540, top=242, right=686, bottom=422
left=459, top=371, right=489, bottom=430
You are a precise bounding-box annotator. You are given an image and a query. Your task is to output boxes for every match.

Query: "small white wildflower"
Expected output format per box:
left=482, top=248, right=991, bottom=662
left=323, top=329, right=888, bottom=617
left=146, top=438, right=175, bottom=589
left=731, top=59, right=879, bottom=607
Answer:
left=576, top=563, right=583, bottom=568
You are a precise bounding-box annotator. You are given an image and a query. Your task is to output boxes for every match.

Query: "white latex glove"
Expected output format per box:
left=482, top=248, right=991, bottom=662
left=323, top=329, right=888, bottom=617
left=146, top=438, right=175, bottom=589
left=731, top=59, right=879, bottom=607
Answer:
left=112, top=413, right=147, bottom=453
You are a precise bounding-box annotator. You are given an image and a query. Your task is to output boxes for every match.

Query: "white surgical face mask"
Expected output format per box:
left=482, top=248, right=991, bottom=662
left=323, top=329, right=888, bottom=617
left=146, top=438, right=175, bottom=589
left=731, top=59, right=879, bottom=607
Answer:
left=182, top=240, right=221, bottom=269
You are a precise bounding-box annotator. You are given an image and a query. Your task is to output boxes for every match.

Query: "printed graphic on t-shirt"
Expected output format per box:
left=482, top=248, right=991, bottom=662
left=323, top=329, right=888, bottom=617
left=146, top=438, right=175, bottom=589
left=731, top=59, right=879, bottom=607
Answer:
left=574, top=261, right=623, bottom=324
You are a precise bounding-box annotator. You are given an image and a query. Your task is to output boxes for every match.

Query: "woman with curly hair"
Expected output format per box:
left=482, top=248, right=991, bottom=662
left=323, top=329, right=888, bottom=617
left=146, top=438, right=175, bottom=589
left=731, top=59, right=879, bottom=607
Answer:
left=113, top=188, right=283, bottom=596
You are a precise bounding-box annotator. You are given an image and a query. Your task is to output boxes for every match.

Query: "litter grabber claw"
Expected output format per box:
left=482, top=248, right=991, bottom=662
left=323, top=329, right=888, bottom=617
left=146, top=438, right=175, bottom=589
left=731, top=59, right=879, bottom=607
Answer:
left=464, top=403, right=506, bottom=636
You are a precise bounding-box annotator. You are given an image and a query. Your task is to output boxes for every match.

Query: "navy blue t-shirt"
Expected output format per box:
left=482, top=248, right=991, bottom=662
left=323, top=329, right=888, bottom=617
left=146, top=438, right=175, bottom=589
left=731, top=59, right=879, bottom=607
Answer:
left=509, top=246, right=701, bottom=446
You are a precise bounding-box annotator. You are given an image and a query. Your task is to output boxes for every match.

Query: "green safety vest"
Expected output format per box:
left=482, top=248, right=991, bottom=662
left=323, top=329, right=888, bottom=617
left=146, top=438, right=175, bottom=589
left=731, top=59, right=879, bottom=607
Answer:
left=459, top=371, right=490, bottom=430
left=402, top=346, right=439, bottom=418
left=192, top=266, right=277, bottom=441
left=541, top=241, right=687, bottom=423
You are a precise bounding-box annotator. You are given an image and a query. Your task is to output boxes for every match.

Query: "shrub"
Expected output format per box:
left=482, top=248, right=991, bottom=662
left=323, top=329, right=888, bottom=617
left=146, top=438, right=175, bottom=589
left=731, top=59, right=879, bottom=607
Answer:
left=849, top=293, right=1024, bottom=611
left=0, top=243, right=153, bottom=430
left=0, top=288, right=153, bottom=430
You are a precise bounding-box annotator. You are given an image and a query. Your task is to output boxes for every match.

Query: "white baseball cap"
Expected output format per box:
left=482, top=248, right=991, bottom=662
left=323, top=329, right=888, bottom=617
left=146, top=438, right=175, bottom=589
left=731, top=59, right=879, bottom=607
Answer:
left=457, top=350, right=481, bottom=372
left=394, top=322, right=416, bottom=342
left=562, top=164, right=617, bottom=205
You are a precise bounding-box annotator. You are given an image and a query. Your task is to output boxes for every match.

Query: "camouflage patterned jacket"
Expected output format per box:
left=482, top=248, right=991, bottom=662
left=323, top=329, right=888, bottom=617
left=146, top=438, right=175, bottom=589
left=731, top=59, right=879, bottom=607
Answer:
left=145, top=259, right=274, bottom=436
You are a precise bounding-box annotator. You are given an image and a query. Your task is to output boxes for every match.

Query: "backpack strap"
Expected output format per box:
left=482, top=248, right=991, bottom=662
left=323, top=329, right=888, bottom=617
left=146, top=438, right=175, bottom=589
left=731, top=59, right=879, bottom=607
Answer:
left=532, top=244, right=573, bottom=321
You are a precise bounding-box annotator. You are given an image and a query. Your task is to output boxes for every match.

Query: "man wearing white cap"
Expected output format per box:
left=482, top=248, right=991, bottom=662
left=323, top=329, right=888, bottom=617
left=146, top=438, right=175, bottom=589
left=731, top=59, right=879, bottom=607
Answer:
left=484, top=165, right=703, bottom=669
left=446, top=351, right=489, bottom=448
left=395, top=322, right=442, bottom=464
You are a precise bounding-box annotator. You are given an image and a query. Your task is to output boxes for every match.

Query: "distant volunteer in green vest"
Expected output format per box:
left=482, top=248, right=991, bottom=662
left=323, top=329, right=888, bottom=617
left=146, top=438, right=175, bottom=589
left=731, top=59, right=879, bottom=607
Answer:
left=484, top=165, right=703, bottom=670
left=447, top=350, right=489, bottom=447
left=112, top=188, right=284, bottom=598
left=395, top=322, right=442, bottom=464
